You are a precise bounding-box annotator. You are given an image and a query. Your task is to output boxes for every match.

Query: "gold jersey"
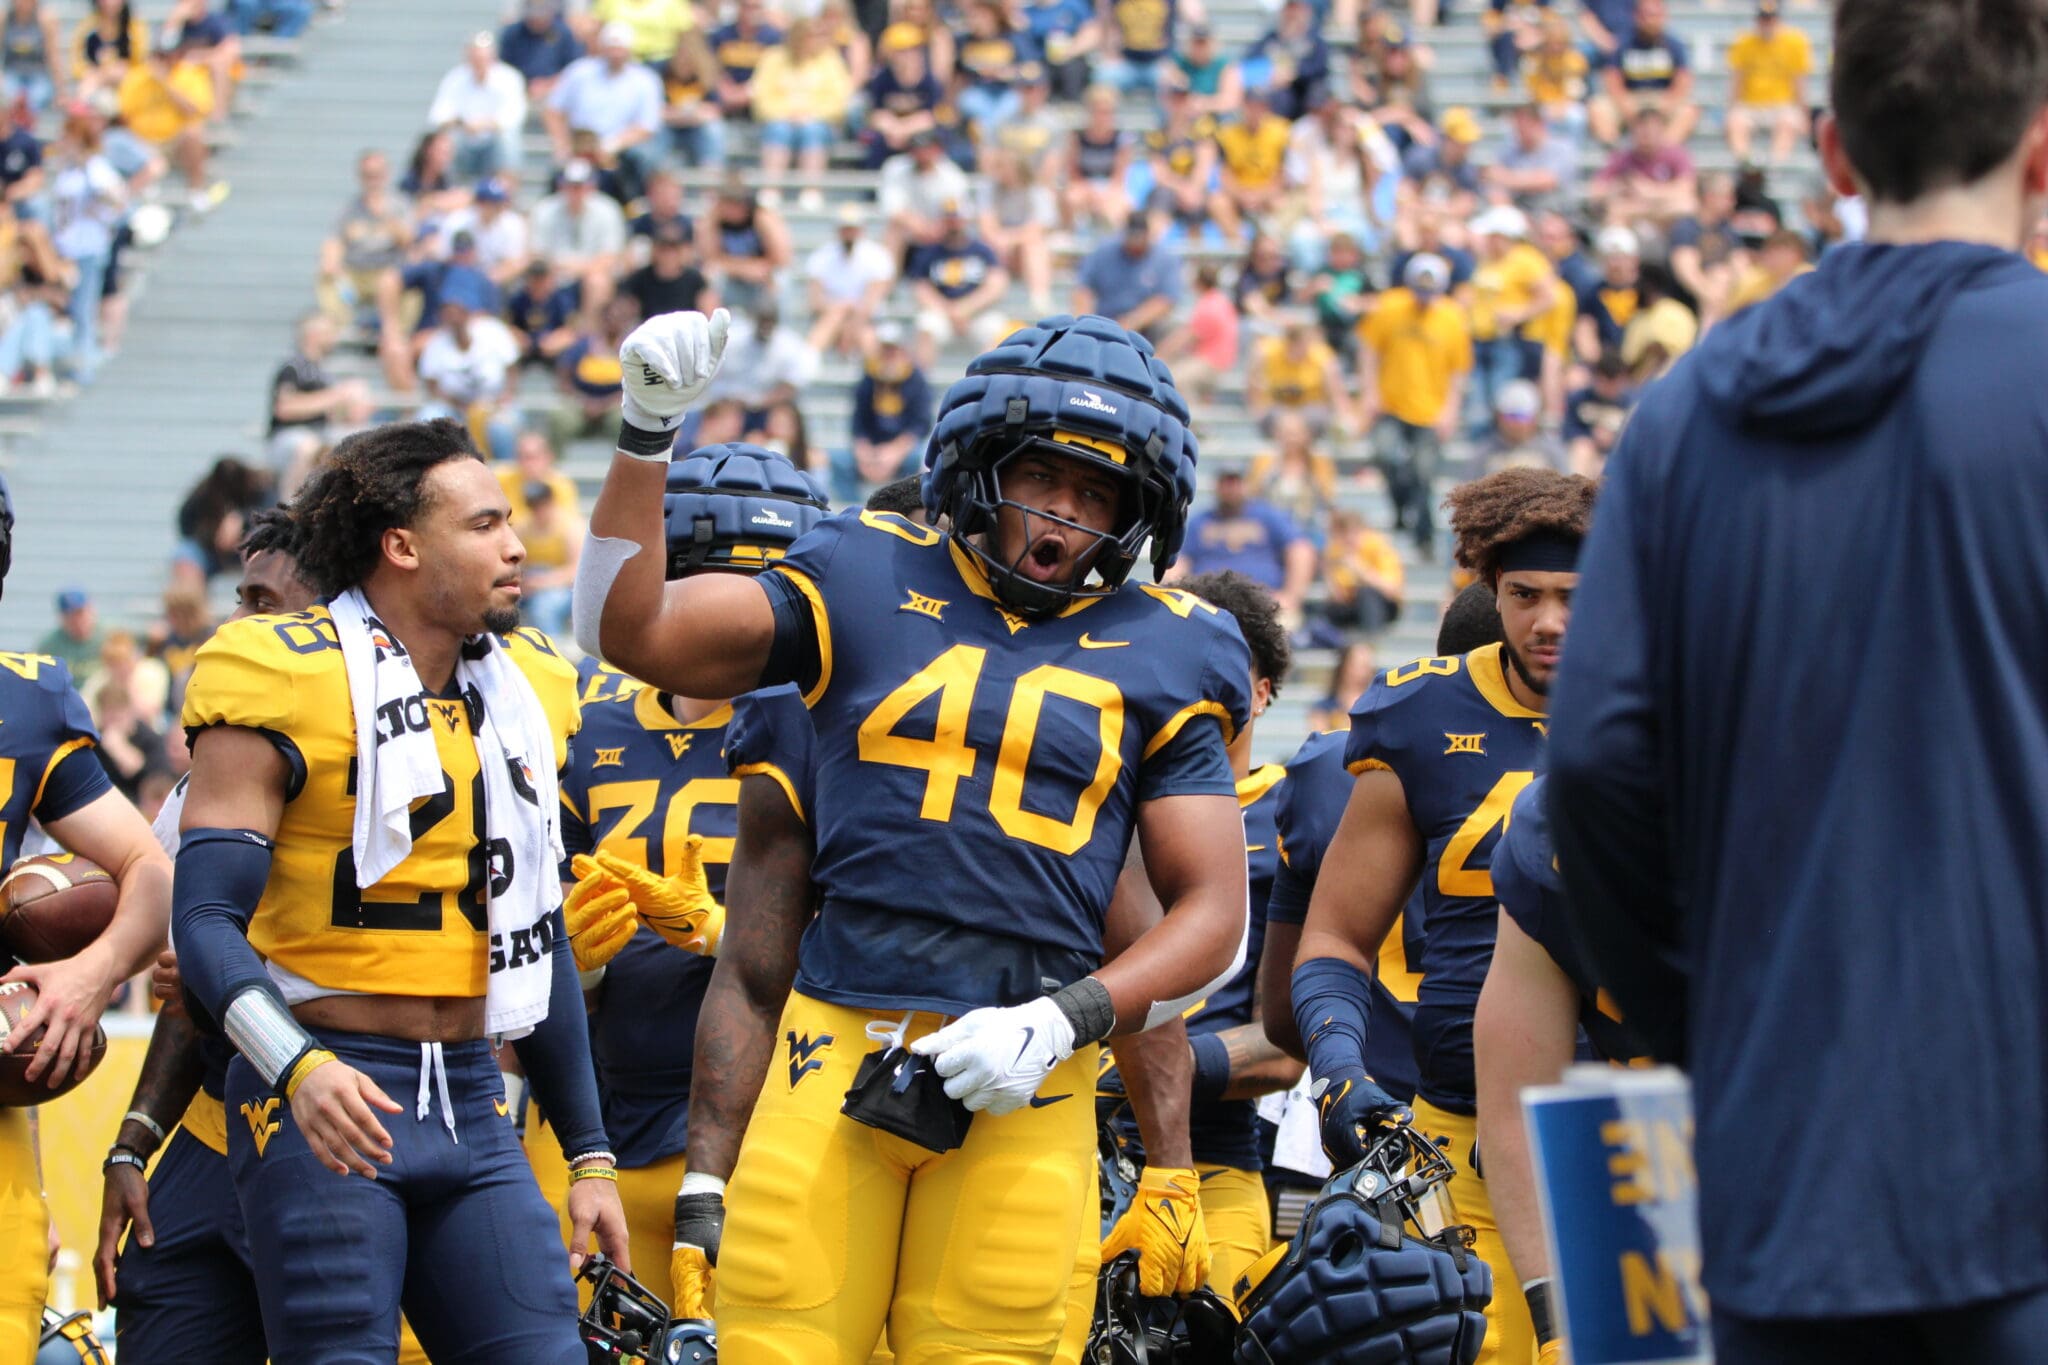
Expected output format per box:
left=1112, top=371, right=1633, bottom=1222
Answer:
left=182, top=610, right=580, bottom=998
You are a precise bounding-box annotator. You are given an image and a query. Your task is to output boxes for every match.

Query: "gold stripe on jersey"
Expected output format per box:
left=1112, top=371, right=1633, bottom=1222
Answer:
left=182, top=611, right=581, bottom=999
left=32, top=736, right=93, bottom=809
left=1143, top=700, right=1237, bottom=760
left=768, top=567, right=836, bottom=706
left=731, top=761, right=807, bottom=825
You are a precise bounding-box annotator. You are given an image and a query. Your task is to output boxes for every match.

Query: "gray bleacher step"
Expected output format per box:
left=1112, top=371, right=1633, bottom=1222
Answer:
left=0, top=0, right=505, bottom=646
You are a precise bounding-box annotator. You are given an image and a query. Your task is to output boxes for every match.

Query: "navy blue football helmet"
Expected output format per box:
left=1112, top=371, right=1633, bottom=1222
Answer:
left=577, top=1254, right=672, bottom=1363
left=663, top=443, right=829, bottom=578
left=38, top=1309, right=110, bottom=1365
left=1230, top=1127, right=1491, bottom=1365
left=923, top=314, right=1198, bottom=616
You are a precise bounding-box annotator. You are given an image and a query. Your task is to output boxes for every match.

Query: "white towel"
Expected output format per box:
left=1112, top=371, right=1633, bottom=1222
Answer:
left=330, top=589, right=562, bottom=1039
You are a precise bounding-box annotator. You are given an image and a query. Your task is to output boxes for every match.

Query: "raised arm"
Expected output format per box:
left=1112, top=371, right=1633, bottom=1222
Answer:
left=578, top=309, right=780, bottom=695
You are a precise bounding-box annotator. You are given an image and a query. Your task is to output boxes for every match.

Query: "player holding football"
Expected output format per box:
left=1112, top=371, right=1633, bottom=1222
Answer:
left=172, top=420, right=626, bottom=1364
left=1291, top=468, right=1594, bottom=1365
left=580, top=309, right=1253, bottom=1362
left=0, top=472, right=174, bottom=1363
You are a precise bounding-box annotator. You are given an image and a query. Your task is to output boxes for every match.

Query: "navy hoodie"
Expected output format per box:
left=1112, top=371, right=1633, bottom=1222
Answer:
left=1548, top=242, right=2048, bottom=1320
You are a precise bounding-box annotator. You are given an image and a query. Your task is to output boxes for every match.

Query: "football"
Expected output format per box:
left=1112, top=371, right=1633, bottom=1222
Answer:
left=0, top=854, right=118, bottom=964
left=0, top=980, right=106, bottom=1107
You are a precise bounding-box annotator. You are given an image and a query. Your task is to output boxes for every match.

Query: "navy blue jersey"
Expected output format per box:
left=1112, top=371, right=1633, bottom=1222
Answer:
left=574, top=655, right=646, bottom=707
left=0, top=652, right=110, bottom=871
left=1493, top=777, right=1636, bottom=1064
left=724, top=682, right=816, bottom=826
left=1179, top=764, right=1283, bottom=1170
left=764, top=510, right=1251, bottom=1015
left=1268, top=730, right=1420, bottom=1103
left=559, top=687, right=737, bottom=1168
left=1345, top=643, right=1546, bottom=1113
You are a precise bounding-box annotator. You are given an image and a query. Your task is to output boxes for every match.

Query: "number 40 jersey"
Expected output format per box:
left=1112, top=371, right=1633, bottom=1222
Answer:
left=761, top=509, right=1253, bottom=1019
left=1344, top=641, right=1546, bottom=1116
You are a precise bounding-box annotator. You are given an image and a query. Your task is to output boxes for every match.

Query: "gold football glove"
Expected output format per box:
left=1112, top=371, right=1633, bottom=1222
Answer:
left=669, top=1244, right=715, bottom=1319
left=1538, top=1340, right=1566, bottom=1364
left=591, top=840, right=724, bottom=956
left=562, top=858, right=638, bottom=971
left=1100, top=1166, right=1211, bottom=1297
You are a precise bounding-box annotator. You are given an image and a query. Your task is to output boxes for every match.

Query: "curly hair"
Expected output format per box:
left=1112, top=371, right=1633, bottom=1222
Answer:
left=289, top=419, right=483, bottom=599
left=864, top=475, right=928, bottom=520
left=238, top=504, right=297, bottom=561
left=1176, top=569, right=1293, bottom=695
left=1444, top=468, right=1597, bottom=584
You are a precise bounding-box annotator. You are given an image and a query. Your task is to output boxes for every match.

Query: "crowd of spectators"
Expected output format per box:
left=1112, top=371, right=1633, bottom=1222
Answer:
left=139, top=0, right=1844, bottom=707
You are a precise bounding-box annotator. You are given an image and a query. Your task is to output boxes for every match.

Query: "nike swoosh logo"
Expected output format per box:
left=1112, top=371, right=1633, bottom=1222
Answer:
left=1077, top=634, right=1129, bottom=649
left=1245, top=844, right=1267, bottom=853
left=1197, top=1168, right=1229, bottom=1182
left=1027, top=1092, right=1072, bottom=1108
left=1012, top=1026, right=1037, bottom=1068
left=494, top=1098, right=509, bottom=1117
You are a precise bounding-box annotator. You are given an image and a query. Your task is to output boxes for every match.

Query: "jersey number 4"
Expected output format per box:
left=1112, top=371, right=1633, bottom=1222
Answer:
left=858, top=643, right=1124, bottom=856
left=1439, top=770, right=1535, bottom=897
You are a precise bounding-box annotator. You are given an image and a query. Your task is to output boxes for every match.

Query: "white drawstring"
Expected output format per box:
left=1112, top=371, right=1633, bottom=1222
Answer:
left=866, top=1011, right=916, bottom=1052
left=415, top=1042, right=459, bottom=1145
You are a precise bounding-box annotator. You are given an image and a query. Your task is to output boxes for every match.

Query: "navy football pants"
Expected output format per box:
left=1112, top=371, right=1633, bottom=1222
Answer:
left=226, top=1028, right=583, bottom=1365
left=1714, top=1284, right=2048, bottom=1364
left=115, top=1126, right=268, bottom=1365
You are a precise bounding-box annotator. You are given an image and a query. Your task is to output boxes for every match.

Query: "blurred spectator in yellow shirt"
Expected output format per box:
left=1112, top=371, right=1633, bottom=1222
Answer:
left=1724, top=0, right=1812, bottom=166
left=1248, top=409, right=1338, bottom=535
left=1211, top=83, right=1291, bottom=241
left=752, top=18, right=854, bottom=206
left=1320, top=510, right=1405, bottom=640
left=1360, top=253, right=1471, bottom=556
left=1724, top=227, right=1813, bottom=315
left=116, top=30, right=221, bottom=211
left=591, top=0, right=696, bottom=61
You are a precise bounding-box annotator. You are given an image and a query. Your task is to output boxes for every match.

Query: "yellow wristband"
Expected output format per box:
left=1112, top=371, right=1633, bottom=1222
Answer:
left=569, top=1165, right=619, bottom=1183
left=282, top=1049, right=338, bottom=1101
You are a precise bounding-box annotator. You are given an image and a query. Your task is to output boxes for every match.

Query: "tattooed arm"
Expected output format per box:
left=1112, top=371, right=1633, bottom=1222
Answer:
left=95, top=979, right=208, bottom=1307
left=683, top=771, right=815, bottom=1183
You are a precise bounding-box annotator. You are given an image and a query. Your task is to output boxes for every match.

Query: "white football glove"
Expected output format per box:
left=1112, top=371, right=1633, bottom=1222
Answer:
left=910, top=995, right=1075, bottom=1115
left=618, top=307, right=731, bottom=439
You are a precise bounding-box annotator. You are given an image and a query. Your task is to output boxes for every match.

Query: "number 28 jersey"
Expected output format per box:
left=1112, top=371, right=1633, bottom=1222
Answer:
left=762, top=510, right=1252, bottom=1016
left=181, top=609, right=581, bottom=999
left=1345, top=642, right=1546, bottom=1114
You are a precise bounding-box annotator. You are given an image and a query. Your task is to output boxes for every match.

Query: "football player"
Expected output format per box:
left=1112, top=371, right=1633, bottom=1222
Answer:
left=531, top=445, right=827, bottom=1295
left=1475, top=774, right=1651, bottom=1364
left=1291, top=468, right=1595, bottom=1365
left=94, top=510, right=434, bottom=1365
left=579, top=309, right=1253, bottom=1362
left=1097, top=568, right=1299, bottom=1295
left=1260, top=581, right=1505, bottom=1071
left=678, top=487, right=1214, bottom=1365
left=0, top=475, right=175, bottom=1363
left=172, top=419, right=627, bottom=1363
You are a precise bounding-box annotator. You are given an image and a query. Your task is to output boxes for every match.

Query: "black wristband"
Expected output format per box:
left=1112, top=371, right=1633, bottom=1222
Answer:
left=1524, top=1277, right=1556, bottom=1346
left=617, top=418, right=676, bottom=460
left=1051, top=976, right=1117, bottom=1047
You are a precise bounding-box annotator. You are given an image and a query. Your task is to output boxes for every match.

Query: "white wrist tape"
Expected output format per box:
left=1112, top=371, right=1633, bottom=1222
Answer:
left=572, top=534, right=642, bottom=660
left=680, top=1170, right=727, bottom=1199
left=1141, top=892, right=1251, bottom=1031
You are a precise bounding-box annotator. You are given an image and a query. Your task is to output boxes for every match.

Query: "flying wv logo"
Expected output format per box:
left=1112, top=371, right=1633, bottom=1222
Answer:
left=787, top=1031, right=835, bottom=1089
left=667, top=734, right=694, bottom=760
left=241, top=1097, right=282, bottom=1158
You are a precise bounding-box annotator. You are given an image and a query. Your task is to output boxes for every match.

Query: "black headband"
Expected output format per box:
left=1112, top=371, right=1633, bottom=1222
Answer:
left=1497, top=530, right=1582, bottom=575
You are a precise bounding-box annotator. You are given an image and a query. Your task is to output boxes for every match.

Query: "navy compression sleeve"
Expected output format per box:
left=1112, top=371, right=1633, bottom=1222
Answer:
left=172, top=828, right=283, bottom=1027
left=511, top=906, right=610, bottom=1160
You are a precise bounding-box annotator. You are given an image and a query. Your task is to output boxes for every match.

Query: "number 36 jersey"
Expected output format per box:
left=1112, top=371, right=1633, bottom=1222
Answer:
left=762, top=510, right=1252, bottom=1017
left=181, top=609, right=581, bottom=999
left=1345, top=641, right=1546, bottom=1114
